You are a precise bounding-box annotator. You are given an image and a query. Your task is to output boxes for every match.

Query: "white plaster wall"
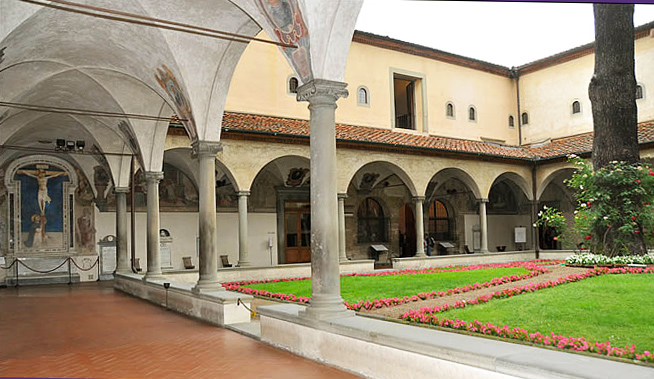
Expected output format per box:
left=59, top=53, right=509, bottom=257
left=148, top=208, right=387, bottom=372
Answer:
left=96, top=211, right=277, bottom=270
left=464, top=214, right=533, bottom=252
left=226, top=32, right=519, bottom=145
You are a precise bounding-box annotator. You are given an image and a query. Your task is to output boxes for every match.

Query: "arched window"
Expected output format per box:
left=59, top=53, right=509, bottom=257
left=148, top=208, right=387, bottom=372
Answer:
left=636, top=84, right=644, bottom=100
left=446, top=102, right=455, bottom=119
left=572, top=100, right=581, bottom=114
left=357, top=198, right=387, bottom=243
left=357, top=86, right=369, bottom=105
left=468, top=106, right=476, bottom=122
left=508, top=115, right=515, bottom=129
left=521, top=112, right=529, bottom=125
left=288, top=77, right=299, bottom=94
left=428, top=200, right=451, bottom=241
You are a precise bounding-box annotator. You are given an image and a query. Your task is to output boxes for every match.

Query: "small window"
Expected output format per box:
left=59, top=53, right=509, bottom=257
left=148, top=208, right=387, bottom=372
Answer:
left=508, top=115, right=515, bottom=129
left=521, top=112, right=529, bottom=125
left=572, top=100, right=581, bottom=114
left=468, top=106, right=476, bottom=122
left=357, top=86, right=369, bottom=105
left=446, top=102, right=455, bottom=119
left=636, top=84, right=644, bottom=100
left=288, top=77, right=299, bottom=94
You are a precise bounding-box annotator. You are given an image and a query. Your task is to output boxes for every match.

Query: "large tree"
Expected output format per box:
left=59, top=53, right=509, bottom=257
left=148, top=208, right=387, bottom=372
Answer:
left=589, top=3, right=638, bottom=170
left=585, top=4, right=647, bottom=255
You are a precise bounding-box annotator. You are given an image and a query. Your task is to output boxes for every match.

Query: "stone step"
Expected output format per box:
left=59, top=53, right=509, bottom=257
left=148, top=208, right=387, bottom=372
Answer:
left=5, top=273, right=81, bottom=286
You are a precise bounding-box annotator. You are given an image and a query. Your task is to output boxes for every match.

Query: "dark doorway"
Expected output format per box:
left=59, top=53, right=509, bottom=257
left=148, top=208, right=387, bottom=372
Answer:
left=399, top=204, right=416, bottom=257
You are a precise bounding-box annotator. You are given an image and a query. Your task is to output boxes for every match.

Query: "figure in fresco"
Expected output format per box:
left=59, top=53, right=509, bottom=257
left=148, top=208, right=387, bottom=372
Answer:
left=75, top=170, right=95, bottom=206
left=76, top=208, right=95, bottom=252
left=25, top=214, right=42, bottom=248
left=16, top=168, right=67, bottom=216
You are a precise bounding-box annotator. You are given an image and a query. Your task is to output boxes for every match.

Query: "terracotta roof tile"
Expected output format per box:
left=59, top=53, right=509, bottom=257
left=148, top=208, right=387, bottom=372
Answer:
left=220, top=112, right=654, bottom=162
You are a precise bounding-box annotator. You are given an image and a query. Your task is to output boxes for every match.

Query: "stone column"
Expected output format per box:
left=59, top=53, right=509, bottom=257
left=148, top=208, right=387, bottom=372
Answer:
left=297, top=79, right=352, bottom=320
left=145, top=171, right=164, bottom=279
left=114, top=187, right=130, bottom=273
left=192, top=141, right=224, bottom=292
left=237, top=190, right=251, bottom=267
left=478, top=198, right=490, bottom=253
left=413, top=196, right=427, bottom=257
left=338, top=193, right=348, bottom=262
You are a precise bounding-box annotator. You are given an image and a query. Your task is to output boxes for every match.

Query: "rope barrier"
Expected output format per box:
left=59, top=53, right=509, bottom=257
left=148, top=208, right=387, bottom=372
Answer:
left=0, top=259, right=17, bottom=270
left=237, top=298, right=257, bottom=317
left=17, top=258, right=71, bottom=274
left=70, top=257, right=100, bottom=272
left=0, top=257, right=100, bottom=273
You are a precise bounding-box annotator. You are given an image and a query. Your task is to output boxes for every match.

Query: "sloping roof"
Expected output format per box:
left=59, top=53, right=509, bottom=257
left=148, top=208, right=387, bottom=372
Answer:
left=219, top=112, right=654, bottom=162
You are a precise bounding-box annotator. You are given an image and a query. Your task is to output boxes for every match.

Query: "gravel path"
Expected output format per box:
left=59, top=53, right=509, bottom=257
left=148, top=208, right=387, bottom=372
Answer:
left=358, top=265, right=591, bottom=319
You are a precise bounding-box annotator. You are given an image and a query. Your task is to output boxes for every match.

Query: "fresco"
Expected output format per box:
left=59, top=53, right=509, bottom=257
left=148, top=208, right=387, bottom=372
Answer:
left=257, top=0, right=312, bottom=83
left=155, top=65, right=197, bottom=140
left=14, top=164, right=69, bottom=249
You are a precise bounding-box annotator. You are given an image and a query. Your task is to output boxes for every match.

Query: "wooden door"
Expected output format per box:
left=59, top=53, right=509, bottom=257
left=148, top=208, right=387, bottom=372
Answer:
left=284, top=201, right=311, bottom=263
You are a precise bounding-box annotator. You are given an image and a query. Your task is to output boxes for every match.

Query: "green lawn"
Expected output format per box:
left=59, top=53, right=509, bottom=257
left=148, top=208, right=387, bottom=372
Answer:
left=245, top=267, right=529, bottom=303
left=437, top=274, right=654, bottom=351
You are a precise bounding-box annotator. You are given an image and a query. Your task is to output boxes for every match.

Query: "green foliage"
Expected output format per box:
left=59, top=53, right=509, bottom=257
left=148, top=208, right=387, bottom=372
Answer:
left=535, top=206, right=567, bottom=241
left=565, top=155, right=654, bottom=255
left=437, top=274, right=654, bottom=352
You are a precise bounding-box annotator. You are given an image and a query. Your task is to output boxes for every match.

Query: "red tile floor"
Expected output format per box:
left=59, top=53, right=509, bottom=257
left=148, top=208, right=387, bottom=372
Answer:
left=0, top=282, right=361, bottom=378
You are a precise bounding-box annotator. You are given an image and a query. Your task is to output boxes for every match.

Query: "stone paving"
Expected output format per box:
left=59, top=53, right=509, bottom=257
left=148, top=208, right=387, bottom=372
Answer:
left=0, top=281, right=360, bottom=379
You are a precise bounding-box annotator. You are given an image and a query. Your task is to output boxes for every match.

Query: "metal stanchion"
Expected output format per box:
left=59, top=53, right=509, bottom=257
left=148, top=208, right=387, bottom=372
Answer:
left=15, top=258, right=19, bottom=287
left=97, top=257, right=101, bottom=282
left=68, top=258, right=72, bottom=285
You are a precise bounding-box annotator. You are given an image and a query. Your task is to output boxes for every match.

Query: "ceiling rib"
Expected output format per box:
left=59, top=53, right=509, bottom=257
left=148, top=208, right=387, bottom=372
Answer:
left=17, top=0, right=297, bottom=48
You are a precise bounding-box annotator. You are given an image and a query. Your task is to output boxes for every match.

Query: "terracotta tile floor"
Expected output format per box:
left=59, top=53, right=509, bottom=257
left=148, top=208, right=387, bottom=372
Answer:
left=0, top=282, right=360, bottom=379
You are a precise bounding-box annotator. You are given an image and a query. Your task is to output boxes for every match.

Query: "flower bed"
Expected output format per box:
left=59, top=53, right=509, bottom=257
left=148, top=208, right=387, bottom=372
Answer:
left=566, top=253, right=654, bottom=266
left=222, top=261, right=557, bottom=311
left=401, top=266, right=654, bottom=363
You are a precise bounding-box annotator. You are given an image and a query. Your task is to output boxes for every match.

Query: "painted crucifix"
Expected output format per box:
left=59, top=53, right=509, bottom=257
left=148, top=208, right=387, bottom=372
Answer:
left=16, top=166, right=68, bottom=240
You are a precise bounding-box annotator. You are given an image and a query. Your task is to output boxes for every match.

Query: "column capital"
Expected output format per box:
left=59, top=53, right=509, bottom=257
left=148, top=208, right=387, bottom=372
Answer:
left=412, top=196, right=426, bottom=203
left=337, top=193, right=348, bottom=200
left=296, top=79, right=349, bottom=103
left=192, top=140, right=222, bottom=159
left=114, top=187, right=130, bottom=194
left=237, top=190, right=250, bottom=197
left=144, top=171, right=164, bottom=183
left=477, top=198, right=489, bottom=203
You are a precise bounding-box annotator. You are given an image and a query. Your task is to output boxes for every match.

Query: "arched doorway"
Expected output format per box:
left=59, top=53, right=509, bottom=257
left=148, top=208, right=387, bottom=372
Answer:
left=399, top=204, right=415, bottom=257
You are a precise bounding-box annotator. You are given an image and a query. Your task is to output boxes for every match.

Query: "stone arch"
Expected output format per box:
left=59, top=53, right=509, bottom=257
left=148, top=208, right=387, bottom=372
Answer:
left=343, top=160, right=417, bottom=197
left=486, top=171, right=532, bottom=201
left=426, top=168, right=482, bottom=200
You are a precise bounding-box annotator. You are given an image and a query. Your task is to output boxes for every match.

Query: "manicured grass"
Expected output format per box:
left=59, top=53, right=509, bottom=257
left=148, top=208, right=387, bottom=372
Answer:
left=437, top=274, right=654, bottom=351
left=245, top=267, right=529, bottom=303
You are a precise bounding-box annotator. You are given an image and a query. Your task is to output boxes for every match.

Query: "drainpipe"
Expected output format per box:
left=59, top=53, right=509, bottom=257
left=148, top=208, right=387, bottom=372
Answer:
left=532, top=161, right=540, bottom=259
left=511, top=67, right=523, bottom=146
left=130, top=155, right=137, bottom=273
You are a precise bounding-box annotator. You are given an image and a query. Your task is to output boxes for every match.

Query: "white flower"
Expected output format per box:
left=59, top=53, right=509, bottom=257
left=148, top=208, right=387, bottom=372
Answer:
left=532, top=223, right=537, bottom=227
left=543, top=205, right=548, bottom=210
left=581, top=203, right=587, bottom=207
left=589, top=198, right=594, bottom=202
left=574, top=210, right=578, bottom=214
left=580, top=185, right=584, bottom=190
left=603, top=216, right=608, bottom=220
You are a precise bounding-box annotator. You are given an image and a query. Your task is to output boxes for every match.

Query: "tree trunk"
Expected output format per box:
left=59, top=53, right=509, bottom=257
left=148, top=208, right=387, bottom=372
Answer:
left=589, top=4, right=639, bottom=170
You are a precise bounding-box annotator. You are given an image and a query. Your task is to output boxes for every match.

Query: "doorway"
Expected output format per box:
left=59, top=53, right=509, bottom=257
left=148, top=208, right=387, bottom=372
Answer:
left=399, top=204, right=416, bottom=257
left=284, top=201, right=311, bottom=263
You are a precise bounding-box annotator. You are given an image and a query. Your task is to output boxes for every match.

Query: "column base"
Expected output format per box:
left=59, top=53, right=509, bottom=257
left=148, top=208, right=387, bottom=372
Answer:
left=414, top=252, right=427, bottom=258
left=237, top=260, right=251, bottom=267
left=144, top=272, right=164, bottom=280
left=192, top=278, right=224, bottom=293
left=299, top=294, right=354, bottom=320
